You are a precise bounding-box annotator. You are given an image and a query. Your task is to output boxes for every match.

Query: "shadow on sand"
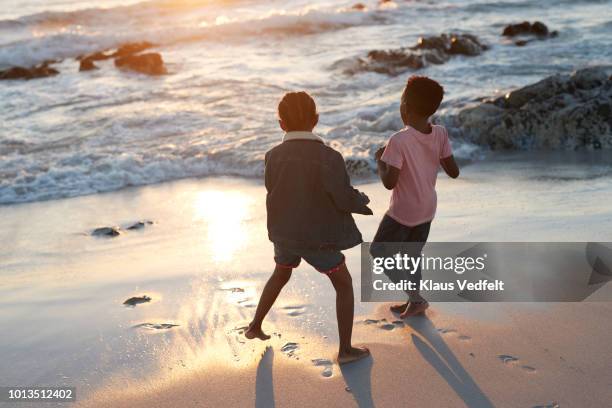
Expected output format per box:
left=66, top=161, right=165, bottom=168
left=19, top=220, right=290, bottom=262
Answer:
left=406, top=315, right=494, bottom=408
left=255, top=346, right=275, bottom=408
left=340, top=355, right=375, bottom=408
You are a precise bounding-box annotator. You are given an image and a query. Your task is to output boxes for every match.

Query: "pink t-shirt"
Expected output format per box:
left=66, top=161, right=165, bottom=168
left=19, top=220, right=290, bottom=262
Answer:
left=381, top=125, right=453, bottom=227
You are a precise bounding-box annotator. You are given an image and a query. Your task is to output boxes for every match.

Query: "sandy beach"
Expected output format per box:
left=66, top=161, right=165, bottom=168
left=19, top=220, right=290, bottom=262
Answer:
left=2, top=155, right=611, bottom=407
left=2, top=0, right=612, bottom=406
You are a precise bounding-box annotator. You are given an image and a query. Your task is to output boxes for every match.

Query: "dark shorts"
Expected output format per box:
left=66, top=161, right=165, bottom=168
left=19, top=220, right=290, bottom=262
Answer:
left=274, top=244, right=345, bottom=275
left=372, top=214, right=431, bottom=243
left=371, top=214, right=431, bottom=291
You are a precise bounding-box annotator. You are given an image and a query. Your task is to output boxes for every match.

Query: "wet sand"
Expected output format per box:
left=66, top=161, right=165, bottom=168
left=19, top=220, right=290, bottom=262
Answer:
left=1, top=156, right=611, bottom=407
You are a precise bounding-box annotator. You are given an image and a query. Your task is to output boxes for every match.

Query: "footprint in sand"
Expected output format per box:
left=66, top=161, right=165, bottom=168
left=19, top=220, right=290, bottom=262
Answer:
left=437, top=328, right=457, bottom=334
left=280, top=342, right=299, bottom=358
left=312, top=358, right=334, bottom=378
left=362, top=317, right=396, bottom=330
left=532, top=403, right=559, bottom=408
left=232, top=325, right=249, bottom=335
left=364, top=318, right=388, bottom=324
left=458, top=335, right=472, bottom=341
left=133, top=323, right=179, bottom=331
left=498, top=355, right=537, bottom=372
left=283, top=305, right=307, bottom=317
left=498, top=354, right=520, bottom=364
left=219, top=287, right=245, bottom=293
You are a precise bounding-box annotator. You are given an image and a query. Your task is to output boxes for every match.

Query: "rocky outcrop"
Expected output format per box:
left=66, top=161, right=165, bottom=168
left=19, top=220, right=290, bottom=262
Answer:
left=77, top=51, right=112, bottom=63
left=0, top=61, right=59, bottom=80
left=453, top=67, right=612, bottom=150
left=0, top=42, right=161, bottom=80
left=111, top=42, right=154, bottom=58
left=78, top=41, right=160, bottom=74
left=334, top=33, right=488, bottom=76
left=502, top=21, right=558, bottom=46
left=78, top=42, right=154, bottom=63
left=114, top=53, right=167, bottom=76
left=79, top=59, right=98, bottom=71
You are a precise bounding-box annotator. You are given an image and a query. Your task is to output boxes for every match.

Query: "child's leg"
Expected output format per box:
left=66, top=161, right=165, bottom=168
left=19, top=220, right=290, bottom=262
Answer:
left=372, top=215, right=411, bottom=312
left=245, top=265, right=292, bottom=340
left=400, top=222, right=432, bottom=318
left=326, top=264, right=370, bottom=364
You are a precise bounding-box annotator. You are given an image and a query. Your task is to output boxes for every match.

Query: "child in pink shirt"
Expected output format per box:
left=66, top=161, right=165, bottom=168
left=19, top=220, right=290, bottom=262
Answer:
left=374, top=76, right=460, bottom=318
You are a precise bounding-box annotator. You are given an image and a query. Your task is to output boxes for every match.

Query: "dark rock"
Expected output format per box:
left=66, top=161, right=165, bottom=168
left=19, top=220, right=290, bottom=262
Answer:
left=123, top=295, right=152, bottom=306
left=79, top=59, right=98, bottom=71
left=75, top=42, right=155, bottom=72
left=361, top=49, right=425, bottom=75
left=453, top=67, right=612, bottom=150
left=114, top=52, right=167, bottom=76
left=126, top=220, right=154, bottom=230
left=502, top=21, right=532, bottom=37
left=92, top=226, right=121, bottom=237
left=0, top=66, right=31, bottom=80
left=111, top=41, right=155, bottom=58
left=79, top=51, right=112, bottom=62
left=0, top=62, right=59, bottom=80
left=448, top=35, right=484, bottom=56
left=502, top=21, right=557, bottom=45
left=335, top=33, right=487, bottom=76
left=415, top=35, right=451, bottom=51
left=77, top=41, right=154, bottom=65
left=531, top=21, right=549, bottom=36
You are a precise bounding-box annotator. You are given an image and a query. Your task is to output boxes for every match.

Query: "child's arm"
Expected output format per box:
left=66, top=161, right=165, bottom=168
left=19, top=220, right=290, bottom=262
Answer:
left=440, top=155, right=460, bottom=179
left=264, top=151, right=272, bottom=191
left=323, top=153, right=373, bottom=215
left=439, top=127, right=459, bottom=178
left=375, top=147, right=400, bottom=190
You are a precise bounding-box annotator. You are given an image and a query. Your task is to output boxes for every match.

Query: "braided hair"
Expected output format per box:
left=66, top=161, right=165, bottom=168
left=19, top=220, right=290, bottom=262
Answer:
left=278, top=91, right=318, bottom=132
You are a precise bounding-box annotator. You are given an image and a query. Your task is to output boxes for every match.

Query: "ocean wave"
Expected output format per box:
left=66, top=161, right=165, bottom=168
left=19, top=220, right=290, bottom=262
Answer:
left=0, top=0, right=185, bottom=29
left=0, top=147, right=264, bottom=205
left=462, top=0, right=610, bottom=13
left=0, top=3, right=388, bottom=68
left=0, top=125, right=479, bottom=205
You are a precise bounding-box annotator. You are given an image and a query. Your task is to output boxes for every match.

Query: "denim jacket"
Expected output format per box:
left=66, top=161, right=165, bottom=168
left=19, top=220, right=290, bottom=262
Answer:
left=265, top=133, right=372, bottom=250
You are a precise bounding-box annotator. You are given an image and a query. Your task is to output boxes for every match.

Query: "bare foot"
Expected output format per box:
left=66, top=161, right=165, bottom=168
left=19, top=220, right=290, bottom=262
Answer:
left=400, top=301, right=429, bottom=318
left=338, top=346, right=370, bottom=365
left=244, top=323, right=271, bottom=341
left=390, top=302, right=409, bottom=314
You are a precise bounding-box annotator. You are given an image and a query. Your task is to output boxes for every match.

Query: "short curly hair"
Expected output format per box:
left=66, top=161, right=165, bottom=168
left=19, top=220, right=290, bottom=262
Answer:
left=278, top=91, right=318, bottom=132
left=401, top=76, right=444, bottom=117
